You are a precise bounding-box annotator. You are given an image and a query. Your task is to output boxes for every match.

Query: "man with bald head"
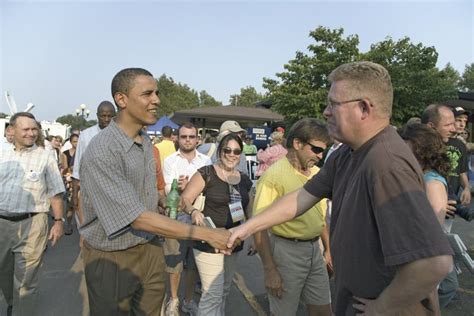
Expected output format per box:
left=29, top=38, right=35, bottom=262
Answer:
left=70, top=101, right=116, bottom=233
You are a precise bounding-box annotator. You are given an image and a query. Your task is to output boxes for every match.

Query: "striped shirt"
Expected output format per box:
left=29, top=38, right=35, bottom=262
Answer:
left=79, top=120, right=159, bottom=251
left=0, top=145, right=65, bottom=215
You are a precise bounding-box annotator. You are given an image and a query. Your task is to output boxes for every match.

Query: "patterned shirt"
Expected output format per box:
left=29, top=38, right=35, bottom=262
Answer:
left=0, top=145, right=65, bottom=215
left=79, top=120, right=159, bottom=251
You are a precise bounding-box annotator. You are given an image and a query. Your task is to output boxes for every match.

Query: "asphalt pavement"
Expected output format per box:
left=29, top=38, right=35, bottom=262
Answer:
left=0, top=216, right=473, bottom=316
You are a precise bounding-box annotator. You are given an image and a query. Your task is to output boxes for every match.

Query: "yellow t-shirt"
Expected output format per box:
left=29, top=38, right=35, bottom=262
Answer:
left=253, top=157, right=326, bottom=239
left=155, top=139, right=176, bottom=166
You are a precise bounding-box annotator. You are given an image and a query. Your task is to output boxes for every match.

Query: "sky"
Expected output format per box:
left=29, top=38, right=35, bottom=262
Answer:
left=0, top=0, right=473, bottom=121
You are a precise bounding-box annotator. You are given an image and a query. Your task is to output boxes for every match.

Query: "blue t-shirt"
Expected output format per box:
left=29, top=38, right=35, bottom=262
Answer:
left=423, top=170, right=447, bottom=190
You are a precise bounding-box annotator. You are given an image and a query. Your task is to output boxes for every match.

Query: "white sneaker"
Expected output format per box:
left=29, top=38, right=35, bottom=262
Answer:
left=181, top=299, right=199, bottom=316
left=165, top=298, right=180, bottom=316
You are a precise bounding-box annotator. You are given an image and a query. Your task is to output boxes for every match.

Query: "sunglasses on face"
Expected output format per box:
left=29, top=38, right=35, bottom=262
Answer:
left=179, top=135, right=197, bottom=140
left=307, top=143, right=325, bottom=154
left=223, top=147, right=242, bottom=155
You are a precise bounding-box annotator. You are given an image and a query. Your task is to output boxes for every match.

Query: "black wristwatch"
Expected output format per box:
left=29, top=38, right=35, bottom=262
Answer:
left=189, top=208, right=198, bottom=216
left=54, top=217, right=65, bottom=222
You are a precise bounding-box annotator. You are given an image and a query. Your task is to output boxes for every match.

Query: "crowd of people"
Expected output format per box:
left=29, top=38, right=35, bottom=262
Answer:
left=0, top=61, right=472, bottom=316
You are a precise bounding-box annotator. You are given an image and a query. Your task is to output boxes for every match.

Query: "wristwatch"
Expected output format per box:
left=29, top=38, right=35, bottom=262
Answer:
left=54, top=217, right=65, bottom=222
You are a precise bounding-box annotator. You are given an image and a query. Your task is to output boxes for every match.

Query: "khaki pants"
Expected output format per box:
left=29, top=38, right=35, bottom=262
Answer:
left=0, top=213, right=48, bottom=316
left=82, top=238, right=166, bottom=316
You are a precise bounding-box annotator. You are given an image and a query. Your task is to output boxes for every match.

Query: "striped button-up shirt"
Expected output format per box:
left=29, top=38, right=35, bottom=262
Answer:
left=0, top=145, right=65, bottom=215
left=79, top=120, right=159, bottom=251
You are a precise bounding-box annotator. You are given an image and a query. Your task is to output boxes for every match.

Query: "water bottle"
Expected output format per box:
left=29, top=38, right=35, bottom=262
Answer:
left=167, top=179, right=180, bottom=220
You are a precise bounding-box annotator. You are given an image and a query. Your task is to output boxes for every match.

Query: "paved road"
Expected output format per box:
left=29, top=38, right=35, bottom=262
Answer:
left=1, top=216, right=473, bottom=316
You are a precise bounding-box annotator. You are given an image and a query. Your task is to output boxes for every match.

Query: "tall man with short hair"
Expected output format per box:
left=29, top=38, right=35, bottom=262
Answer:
left=71, top=101, right=116, bottom=229
left=228, top=61, right=453, bottom=315
left=80, top=68, right=230, bottom=315
left=253, top=118, right=332, bottom=316
left=421, top=103, right=469, bottom=307
left=0, top=112, right=65, bottom=316
left=162, top=122, right=212, bottom=315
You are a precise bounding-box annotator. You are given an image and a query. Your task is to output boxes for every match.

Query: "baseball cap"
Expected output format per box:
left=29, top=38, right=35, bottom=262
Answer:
left=452, top=107, right=472, bottom=121
left=219, top=120, right=245, bottom=133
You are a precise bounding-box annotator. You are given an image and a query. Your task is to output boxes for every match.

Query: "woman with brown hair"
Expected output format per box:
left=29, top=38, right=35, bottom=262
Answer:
left=398, top=122, right=451, bottom=226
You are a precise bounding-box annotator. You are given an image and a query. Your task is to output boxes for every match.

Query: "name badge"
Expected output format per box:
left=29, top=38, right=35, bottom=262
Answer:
left=26, top=171, right=39, bottom=182
left=229, top=201, right=245, bottom=223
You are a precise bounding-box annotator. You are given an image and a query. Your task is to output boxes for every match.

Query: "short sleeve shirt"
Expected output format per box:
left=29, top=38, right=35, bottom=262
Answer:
left=253, top=157, right=326, bottom=239
left=79, top=120, right=159, bottom=251
left=0, top=145, right=65, bottom=214
left=446, top=137, right=468, bottom=195
left=303, top=126, right=453, bottom=315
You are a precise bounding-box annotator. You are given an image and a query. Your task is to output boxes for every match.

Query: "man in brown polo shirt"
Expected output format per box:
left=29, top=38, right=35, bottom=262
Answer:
left=228, top=61, right=453, bottom=315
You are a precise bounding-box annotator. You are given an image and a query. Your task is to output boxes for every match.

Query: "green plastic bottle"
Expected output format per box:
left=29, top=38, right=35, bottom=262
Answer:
left=167, top=179, right=180, bottom=220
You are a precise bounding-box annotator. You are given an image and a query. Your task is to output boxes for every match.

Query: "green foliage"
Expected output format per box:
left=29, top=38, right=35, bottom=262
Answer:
left=229, top=86, right=264, bottom=107
left=56, top=114, right=96, bottom=131
left=0, top=112, right=8, bottom=119
left=362, top=39, right=459, bottom=126
left=460, top=63, right=474, bottom=91
left=199, top=90, right=222, bottom=107
left=264, top=26, right=462, bottom=127
left=156, top=75, right=222, bottom=117
left=263, top=27, right=360, bottom=124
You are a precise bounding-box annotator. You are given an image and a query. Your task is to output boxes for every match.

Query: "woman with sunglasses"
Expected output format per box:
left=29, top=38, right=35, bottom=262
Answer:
left=181, top=133, right=253, bottom=316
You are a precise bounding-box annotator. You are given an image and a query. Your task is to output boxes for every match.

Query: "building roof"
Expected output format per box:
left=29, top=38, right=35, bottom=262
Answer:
left=170, top=105, right=284, bottom=128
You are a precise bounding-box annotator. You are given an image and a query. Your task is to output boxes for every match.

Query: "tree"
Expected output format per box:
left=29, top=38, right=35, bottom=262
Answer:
left=263, top=27, right=360, bottom=124
left=0, top=113, right=8, bottom=119
left=199, top=90, right=222, bottom=107
left=362, top=39, right=459, bottom=125
left=229, top=86, right=264, bottom=107
left=460, top=63, right=474, bottom=91
left=56, top=114, right=96, bottom=131
left=156, top=75, right=225, bottom=117
left=264, top=26, right=461, bottom=126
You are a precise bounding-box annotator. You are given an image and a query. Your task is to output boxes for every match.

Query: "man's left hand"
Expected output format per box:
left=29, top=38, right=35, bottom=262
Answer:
left=353, top=296, right=383, bottom=316
left=48, top=221, right=64, bottom=246
left=460, top=187, right=471, bottom=205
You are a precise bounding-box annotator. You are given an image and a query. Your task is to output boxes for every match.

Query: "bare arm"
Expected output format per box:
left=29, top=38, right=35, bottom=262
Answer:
left=459, top=172, right=471, bottom=204
left=227, top=188, right=321, bottom=247
left=48, top=194, right=64, bottom=246
left=320, top=225, right=333, bottom=275
left=254, top=230, right=284, bottom=298
left=354, top=255, right=452, bottom=315
left=425, top=180, right=447, bottom=226
left=131, top=211, right=229, bottom=250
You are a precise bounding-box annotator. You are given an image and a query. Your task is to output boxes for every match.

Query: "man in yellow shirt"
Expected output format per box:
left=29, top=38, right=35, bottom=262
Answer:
left=155, top=125, right=177, bottom=165
left=253, top=118, right=332, bottom=316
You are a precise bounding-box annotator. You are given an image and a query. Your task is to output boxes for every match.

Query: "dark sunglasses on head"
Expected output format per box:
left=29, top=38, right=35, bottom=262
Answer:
left=223, top=147, right=242, bottom=155
left=179, top=135, right=197, bottom=139
left=307, top=143, right=325, bottom=154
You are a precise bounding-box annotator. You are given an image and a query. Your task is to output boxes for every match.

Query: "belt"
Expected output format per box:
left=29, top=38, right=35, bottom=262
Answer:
left=0, top=213, right=39, bottom=222
left=273, top=234, right=320, bottom=243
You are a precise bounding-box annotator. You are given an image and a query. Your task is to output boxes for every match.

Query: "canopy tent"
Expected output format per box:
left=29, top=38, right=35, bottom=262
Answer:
left=170, top=106, right=284, bottom=129
left=147, top=116, right=179, bottom=135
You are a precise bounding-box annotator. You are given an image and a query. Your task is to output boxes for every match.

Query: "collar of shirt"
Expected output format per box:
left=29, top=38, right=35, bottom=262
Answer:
left=108, top=120, right=148, bottom=152
left=176, top=149, right=207, bottom=162
left=13, top=144, right=38, bottom=153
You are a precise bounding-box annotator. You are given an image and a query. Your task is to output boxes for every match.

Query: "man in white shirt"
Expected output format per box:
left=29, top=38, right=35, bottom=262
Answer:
left=163, top=122, right=212, bottom=316
left=71, top=101, right=116, bottom=230
left=0, top=112, right=65, bottom=316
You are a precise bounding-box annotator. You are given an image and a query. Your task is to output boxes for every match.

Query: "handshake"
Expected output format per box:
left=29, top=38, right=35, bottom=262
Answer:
left=206, top=225, right=250, bottom=255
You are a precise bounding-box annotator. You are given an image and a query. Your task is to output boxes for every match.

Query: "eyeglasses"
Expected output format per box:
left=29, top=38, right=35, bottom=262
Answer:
left=179, top=135, right=197, bottom=139
left=223, top=147, right=242, bottom=155
left=326, top=98, right=363, bottom=110
left=307, top=143, right=325, bottom=154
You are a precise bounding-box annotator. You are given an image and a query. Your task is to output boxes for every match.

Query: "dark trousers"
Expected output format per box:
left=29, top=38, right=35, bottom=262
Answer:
left=83, top=238, right=166, bottom=316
